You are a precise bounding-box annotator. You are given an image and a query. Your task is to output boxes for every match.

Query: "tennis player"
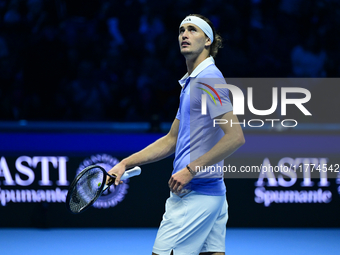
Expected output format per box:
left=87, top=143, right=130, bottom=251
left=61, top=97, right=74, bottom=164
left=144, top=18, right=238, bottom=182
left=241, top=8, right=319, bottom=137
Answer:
left=108, top=14, right=245, bottom=255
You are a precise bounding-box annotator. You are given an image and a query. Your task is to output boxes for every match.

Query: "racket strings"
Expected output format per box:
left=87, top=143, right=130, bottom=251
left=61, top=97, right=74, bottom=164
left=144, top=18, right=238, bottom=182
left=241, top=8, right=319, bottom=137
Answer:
left=69, top=168, right=104, bottom=213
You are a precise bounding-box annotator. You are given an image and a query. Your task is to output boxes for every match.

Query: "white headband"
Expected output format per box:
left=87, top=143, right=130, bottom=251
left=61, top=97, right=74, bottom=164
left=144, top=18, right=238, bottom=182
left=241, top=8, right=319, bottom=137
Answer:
left=180, top=16, right=214, bottom=43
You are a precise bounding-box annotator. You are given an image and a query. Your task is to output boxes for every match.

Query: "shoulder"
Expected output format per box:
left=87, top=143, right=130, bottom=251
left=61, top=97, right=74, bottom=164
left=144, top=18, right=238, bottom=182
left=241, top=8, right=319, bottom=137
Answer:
left=197, top=64, right=224, bottom=79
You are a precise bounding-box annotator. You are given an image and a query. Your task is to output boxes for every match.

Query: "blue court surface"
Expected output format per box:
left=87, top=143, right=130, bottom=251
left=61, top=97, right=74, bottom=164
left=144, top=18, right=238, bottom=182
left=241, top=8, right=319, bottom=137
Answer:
left=0, top=228, right=339, bottom=255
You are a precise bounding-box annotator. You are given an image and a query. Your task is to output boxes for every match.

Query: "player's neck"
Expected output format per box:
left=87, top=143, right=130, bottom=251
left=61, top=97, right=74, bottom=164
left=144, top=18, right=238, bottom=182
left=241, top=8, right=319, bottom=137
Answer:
left=186, top=52, right=209, bottom=76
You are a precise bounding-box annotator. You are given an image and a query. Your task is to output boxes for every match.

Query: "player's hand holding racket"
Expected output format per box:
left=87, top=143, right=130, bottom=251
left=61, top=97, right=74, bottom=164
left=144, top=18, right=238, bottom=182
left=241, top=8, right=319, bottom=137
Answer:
left=107, top=162, right=129, bottom=186
left=66, top=164, right=141, bottom=214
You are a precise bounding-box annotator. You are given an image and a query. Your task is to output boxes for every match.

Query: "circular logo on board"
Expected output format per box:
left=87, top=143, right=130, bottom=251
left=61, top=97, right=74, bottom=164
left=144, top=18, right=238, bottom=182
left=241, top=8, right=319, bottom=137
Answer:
left=76, top=154, right=129, bottom=209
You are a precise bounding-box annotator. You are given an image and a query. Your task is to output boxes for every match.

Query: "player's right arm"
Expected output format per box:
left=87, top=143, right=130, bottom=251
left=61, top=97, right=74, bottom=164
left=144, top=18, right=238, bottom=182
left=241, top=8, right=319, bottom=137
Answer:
left=107, top=118, right=179, bottom=184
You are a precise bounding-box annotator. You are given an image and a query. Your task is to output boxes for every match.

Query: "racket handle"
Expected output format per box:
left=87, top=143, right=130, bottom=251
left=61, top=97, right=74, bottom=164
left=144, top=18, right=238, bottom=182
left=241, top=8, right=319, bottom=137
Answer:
left=120, top=166, right=142, bottom=181
left=103, top=166, right=142, bottom=191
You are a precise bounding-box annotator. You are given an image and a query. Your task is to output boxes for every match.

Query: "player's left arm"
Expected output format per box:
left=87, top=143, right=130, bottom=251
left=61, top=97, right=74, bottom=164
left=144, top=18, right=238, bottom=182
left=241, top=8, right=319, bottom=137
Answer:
left=169, top=111, right=245, bottom=193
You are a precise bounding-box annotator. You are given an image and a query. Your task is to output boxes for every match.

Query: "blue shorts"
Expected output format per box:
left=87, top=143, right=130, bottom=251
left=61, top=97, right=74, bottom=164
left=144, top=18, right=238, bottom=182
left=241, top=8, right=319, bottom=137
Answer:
left=152, top=191, right=228, bottom=255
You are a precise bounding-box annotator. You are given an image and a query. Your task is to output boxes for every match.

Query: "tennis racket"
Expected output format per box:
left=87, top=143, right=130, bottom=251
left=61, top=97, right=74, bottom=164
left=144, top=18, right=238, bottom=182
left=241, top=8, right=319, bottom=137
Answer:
left=66, top=165, right=141, bottom=214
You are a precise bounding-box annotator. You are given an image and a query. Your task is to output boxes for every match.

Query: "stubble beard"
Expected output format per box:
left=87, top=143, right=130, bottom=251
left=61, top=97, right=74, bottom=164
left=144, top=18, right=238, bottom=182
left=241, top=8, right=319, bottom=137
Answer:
left=180, top=48, right=197, bottom=60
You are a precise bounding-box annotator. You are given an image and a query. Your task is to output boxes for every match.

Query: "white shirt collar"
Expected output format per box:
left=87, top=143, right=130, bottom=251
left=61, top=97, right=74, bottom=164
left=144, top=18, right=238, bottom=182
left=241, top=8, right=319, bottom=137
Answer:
left=178, top=56, right=215, bottom=87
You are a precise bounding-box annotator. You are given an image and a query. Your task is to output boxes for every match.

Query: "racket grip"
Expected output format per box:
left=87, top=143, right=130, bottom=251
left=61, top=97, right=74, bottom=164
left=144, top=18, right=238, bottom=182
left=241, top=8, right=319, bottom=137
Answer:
left=120, top=166, right=142, bottom=181
left=103, top=166, right=141, bottom=191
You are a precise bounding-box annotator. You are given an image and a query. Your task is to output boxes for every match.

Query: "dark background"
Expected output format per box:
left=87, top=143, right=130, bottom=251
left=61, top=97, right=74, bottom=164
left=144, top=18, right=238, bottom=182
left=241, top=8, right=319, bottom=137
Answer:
left=1, top=0, right=340, bottom=123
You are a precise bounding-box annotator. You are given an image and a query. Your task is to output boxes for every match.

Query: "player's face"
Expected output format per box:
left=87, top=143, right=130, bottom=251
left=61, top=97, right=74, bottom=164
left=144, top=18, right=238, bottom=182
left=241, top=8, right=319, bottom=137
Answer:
left=178, top=23, right=211, bottom=57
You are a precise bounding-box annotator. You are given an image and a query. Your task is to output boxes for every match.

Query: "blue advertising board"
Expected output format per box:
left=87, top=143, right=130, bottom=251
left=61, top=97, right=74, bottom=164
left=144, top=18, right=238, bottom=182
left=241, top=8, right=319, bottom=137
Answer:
left=0, top=131, right=339, bottom=228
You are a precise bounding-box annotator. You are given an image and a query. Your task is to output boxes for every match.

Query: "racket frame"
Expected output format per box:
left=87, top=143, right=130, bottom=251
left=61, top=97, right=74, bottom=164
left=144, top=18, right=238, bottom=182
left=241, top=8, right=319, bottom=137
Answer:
left=66, top=165, right=114, bottom=214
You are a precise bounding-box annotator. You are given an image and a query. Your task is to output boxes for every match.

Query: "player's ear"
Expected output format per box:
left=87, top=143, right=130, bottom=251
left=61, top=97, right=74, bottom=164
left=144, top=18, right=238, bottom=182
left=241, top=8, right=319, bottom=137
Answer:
left=205, top=37, right=212, bottom=47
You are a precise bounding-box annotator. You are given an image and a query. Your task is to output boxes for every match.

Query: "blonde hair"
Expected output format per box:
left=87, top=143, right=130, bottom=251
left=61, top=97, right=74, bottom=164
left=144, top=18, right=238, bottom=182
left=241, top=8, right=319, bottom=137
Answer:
left=188, top=14, right=223, bottom=57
